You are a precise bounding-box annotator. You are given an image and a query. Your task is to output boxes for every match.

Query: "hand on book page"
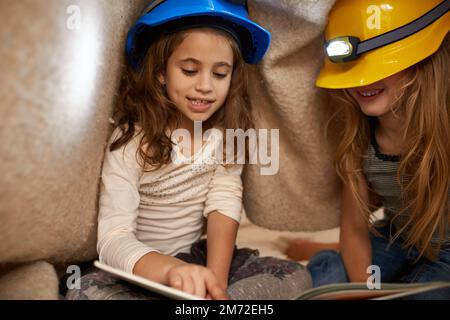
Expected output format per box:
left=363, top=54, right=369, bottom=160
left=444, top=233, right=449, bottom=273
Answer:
left=94, top=261, right=205, bottom=300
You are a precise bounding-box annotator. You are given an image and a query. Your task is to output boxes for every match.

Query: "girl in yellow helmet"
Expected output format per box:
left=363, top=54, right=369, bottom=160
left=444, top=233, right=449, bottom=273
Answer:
left=288, top=0, right=450, bottom=299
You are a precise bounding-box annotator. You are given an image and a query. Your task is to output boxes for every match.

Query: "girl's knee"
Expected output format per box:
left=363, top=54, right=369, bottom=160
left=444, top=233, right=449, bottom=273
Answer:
left=228, top=264, right=312, bottom=300
left=307, top=250, right=340, bottom=269
left=307, top=250, right=348, bottom=287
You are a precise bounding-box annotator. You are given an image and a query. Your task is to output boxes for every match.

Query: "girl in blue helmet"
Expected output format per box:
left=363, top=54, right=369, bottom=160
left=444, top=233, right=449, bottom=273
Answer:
left=65, top=0, right=311, bottom=300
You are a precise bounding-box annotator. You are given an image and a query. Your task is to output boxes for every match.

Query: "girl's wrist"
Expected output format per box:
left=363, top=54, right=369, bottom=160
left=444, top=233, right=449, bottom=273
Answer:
left=208, top=267, right=229, bottom=289
left=163, top=259, right=188, bottom=284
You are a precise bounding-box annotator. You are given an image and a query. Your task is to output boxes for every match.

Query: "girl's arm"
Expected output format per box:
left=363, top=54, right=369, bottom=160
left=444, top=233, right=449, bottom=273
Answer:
left=203, top=164, right=243, bottom=290
left=206, top=211, right=239, bottom=289
left=97, top=129, right=157, bottom=274
left=340, top=174, right=372, bottom=282
left=133, top=252, right=186, bottom=284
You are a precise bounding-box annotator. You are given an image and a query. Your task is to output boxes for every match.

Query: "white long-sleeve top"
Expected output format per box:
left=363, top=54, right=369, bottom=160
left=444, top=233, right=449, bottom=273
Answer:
left=97, top=127, right=243, bottom=274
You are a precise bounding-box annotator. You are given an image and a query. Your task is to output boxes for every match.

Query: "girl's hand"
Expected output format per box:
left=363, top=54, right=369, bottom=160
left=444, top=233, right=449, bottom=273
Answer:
left=166, top=264, right=229, bottom=300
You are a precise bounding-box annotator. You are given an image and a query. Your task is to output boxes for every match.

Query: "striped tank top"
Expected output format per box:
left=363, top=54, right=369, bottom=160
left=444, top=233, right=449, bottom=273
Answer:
left=362, top=127, right=450, bottom=244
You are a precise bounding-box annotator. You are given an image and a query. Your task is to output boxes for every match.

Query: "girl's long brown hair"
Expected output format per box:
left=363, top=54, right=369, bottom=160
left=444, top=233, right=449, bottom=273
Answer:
left=331, top=36, right=450, bottom=260
left=111, top=28, right=253, bottom=171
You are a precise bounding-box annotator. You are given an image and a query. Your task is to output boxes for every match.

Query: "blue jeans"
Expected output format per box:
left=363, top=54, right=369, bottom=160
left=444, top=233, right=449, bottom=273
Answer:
left=307, top=222, right=450, bottom=299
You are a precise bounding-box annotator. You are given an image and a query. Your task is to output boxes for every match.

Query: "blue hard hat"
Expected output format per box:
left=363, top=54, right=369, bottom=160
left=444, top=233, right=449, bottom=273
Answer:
left=126, top=0, right=271, bottom=69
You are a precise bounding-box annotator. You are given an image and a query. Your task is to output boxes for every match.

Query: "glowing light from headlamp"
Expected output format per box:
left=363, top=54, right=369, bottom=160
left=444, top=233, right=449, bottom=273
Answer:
left=380, top=4, right=393, bottom=11
left=326, top=40, right=351, bottom=57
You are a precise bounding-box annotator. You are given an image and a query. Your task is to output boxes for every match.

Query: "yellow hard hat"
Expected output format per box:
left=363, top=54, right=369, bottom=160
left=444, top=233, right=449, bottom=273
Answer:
left=316, top=0, right=450, bottom=89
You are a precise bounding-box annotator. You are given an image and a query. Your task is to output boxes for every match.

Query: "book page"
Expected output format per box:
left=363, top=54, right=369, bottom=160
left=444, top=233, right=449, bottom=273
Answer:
left=94, top=261, right=205, bottom=300
left=296, top=282, right=450, bottom=300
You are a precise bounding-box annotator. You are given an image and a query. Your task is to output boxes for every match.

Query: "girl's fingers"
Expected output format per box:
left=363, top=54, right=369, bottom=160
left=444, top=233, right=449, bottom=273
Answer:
left=191, top=275, right=207, bottom=298
left=169, top=274, right=183, bottom=291
left=204, top=273, right=229, bottom=300
left=181, top=275, right=195, bottom=295
left=168, top=265, right=228, bottom=299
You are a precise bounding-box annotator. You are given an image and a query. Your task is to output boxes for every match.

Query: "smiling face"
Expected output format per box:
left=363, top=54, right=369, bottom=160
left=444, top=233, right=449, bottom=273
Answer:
left=161, top=28, right=234, bottom=126
left=347, top=71, right=407, bottom=117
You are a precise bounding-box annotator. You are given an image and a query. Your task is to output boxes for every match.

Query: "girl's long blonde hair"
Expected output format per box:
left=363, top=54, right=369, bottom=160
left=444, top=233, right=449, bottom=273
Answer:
left=332, top=36, right=450, bottom=260
left=111, top=28, right=253, bottom=171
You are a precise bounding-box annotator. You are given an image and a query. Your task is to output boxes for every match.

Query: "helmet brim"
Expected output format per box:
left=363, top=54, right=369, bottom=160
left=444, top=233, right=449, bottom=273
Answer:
left=316, top=10, right=449, bottom=89
left=126, top=6, right=270, bottom=69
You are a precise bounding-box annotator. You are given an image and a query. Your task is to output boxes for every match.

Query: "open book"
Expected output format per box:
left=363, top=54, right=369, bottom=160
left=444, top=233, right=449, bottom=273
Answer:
left=295, top=282, right=450, bottom=300
left=94, top=260, right=450, bottom=300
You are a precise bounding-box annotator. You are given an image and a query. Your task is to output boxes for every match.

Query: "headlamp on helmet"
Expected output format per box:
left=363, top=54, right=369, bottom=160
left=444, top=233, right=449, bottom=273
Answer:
left=324, top=0, right=449, bottom=64
left=325, top=36, right=360, bottom=63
